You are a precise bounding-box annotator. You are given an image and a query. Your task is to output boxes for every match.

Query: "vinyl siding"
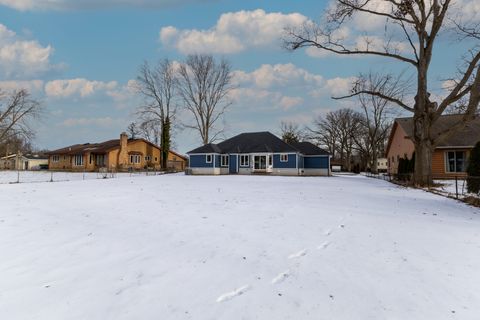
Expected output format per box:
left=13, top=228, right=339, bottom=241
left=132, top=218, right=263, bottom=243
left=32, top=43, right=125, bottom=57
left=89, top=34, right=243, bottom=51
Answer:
left=189, top=154, right=214, bottom=168
left=304, top=156, right=329, bottom=169
left=273, top=153, right=296, bottom=169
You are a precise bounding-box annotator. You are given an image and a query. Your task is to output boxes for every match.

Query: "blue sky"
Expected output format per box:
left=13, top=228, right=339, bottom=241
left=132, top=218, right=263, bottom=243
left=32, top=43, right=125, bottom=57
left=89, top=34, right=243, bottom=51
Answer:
left=0, top=0, right=478, bottom=153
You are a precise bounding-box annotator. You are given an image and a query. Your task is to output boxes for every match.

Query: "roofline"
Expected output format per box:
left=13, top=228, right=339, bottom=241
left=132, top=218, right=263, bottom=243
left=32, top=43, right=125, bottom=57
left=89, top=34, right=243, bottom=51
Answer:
left=435, top=146, right=474, bottom=149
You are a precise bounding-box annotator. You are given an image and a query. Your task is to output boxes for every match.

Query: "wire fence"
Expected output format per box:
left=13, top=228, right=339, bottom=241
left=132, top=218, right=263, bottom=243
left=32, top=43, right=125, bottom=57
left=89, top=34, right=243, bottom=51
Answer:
left=364, top=172, right=480, bottom=202
left=0, top=168, right=177, bottom=185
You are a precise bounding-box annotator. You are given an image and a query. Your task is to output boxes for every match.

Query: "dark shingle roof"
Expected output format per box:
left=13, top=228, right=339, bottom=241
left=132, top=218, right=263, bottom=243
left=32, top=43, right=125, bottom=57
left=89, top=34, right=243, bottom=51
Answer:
left=187, top=132, right=329, bottom=155
left=289, top=141, right=330, bottom=155
left=187, top=143, right=223, bottom=154
left=395, top=114, right=480, bottom=147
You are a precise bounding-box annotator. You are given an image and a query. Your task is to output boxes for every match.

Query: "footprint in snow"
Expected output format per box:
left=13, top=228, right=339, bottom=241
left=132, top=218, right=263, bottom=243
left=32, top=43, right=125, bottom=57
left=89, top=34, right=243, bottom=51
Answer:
left=271, top=270, right=290, bottom=284
left=216, top=285, right=251, bottom=302
left=288, top=249, right=307, bottom=259
left=324, top=229, right=332, bottom=236
left=318, top=241, right=331, bottom=250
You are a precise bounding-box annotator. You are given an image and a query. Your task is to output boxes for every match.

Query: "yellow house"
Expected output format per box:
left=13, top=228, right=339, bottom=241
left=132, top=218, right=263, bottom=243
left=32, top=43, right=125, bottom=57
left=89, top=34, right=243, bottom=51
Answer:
left=47, top=133, right=187, bottom=172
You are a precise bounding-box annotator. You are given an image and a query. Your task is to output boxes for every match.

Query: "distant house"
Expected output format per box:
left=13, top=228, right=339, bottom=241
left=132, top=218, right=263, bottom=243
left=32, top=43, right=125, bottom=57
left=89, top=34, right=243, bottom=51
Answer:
left=386, top=115, right=480, bottom=178
left=47, top=133, right=187, bottom=172
left=377, top=158, right=388, bottom=172
left=0, top=154, right=49, bottom=170
left=187, top=131, right=330, bottom=176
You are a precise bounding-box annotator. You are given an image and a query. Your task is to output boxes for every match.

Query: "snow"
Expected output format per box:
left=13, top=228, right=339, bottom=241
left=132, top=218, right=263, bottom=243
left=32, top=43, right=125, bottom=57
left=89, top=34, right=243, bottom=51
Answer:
left=0, top=174, right=479, bottom=319
left=0, top=170, right=161, bottom=184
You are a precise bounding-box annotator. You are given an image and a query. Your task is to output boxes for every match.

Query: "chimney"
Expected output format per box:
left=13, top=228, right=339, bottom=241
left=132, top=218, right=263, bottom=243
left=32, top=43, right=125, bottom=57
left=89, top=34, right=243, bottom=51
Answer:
left=118, top=132, right=129, bottom=169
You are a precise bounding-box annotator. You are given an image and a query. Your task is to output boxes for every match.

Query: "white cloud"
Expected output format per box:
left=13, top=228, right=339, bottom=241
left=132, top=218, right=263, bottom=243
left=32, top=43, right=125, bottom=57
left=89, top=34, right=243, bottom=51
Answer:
left=230, top=63, right=352, bottom=112
left=160, top=9, right=309, bottom=54
left=279, top=96, right=303, bottom=110
left=45, top=78, right=118, bottom=98
left=0, top=24, right=56, bottom=78
left=0, top=0, right=211, bottom=11
left=232, top=63, right=323, bottom=89
left=0, top=80, right=44, bottom=93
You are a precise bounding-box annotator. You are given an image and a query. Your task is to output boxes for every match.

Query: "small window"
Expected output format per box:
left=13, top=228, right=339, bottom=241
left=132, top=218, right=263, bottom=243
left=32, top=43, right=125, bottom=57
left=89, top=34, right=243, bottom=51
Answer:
left=206, top=154, right=212, bottom=163
left=268, top=155, right=273, bottom=166
left=89, top=154, right=94, bottom=164
left=240, top=155, right=249, bottom=167
left=280, top=154, right=288, bottom=162
left=52, top=155, right=60, bottom=163
left=155, top=157, right=158, bottom=161
left=145, top=155, right=151, bottom=161
left=129, top=154, right=141, bottom=164
left=221, top=155, right=229, bottom=167
left=445, top=151, right=466, bottom=173
left=73, top=154, right=84, bottom=166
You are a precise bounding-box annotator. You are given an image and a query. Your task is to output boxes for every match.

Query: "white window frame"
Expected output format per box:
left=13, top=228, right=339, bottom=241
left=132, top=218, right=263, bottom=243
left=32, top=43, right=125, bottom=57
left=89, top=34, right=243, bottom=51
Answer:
left=280, top=154, right=288, bottom=162
left=221, top=155, right=229, bottom=167
left=206, top=154, right=212, bottom=163
left=129, top=154, right=141, bottom=164
left=145, top=155, right=151, bottom=161
left=240, top=155, right=249, bottom=167
left=73, top=154, right=84, bottom=166
left=445, top=151, right=467, bottom=173
left=52, top=155, right=60, bottom=163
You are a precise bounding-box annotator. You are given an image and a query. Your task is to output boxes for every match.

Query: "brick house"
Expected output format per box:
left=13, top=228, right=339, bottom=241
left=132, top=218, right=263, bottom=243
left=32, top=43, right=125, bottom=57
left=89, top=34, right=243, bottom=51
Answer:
left=386, top=115, right=480, bottom=178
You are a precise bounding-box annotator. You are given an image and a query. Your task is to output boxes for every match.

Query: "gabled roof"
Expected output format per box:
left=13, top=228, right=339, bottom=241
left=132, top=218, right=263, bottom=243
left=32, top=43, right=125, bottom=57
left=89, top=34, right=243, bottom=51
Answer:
left=187, top=131, right=330, bottom=155
left=187, top=143, right=223, bottom=154
left=289, top=141, right=330, bottom=156
left=396, top=114, right=480, bottom=146
left=47, top=138, right=186, bottom=159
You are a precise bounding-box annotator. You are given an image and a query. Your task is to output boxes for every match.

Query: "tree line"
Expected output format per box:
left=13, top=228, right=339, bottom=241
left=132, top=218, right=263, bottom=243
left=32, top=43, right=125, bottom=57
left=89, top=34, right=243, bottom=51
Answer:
left=127, top=54, right=233, bottom=168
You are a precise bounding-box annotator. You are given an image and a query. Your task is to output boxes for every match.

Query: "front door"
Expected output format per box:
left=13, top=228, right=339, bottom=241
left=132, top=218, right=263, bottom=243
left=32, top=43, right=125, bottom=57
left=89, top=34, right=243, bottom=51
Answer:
left=254, top=156, right=267, bottom=171
left=229, top=155, right=237, bottom=174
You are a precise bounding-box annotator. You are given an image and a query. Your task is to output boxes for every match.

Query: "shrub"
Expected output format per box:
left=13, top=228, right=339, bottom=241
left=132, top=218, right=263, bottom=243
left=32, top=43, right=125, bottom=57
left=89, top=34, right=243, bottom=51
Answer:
left=467, top=142, right=480, bottom=194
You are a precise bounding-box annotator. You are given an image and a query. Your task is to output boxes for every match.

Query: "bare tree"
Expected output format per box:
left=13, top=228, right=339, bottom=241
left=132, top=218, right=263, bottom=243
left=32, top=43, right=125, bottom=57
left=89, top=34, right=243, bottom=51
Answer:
left=127, top=122, right=140, bottom=139
left=138, top=120, right=160, bottom=145
left=280, top=121, right=305, bottom=144
left=310, top=108, right=362, bottom=171
left=285, top=0, right=480, bottom=185
left=351, top=73, right=397, bottom=173
left=0, top=89, right=42, bottom=147
left=177, top=54, right=233, bottom=145
left=135, top=59, right=177, bottom=169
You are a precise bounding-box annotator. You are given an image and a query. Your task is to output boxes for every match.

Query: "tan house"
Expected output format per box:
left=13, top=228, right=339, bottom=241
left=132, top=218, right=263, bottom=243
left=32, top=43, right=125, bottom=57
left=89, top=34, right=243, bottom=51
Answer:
left=0, top=154, right=49, bottom=170
left=47, top=133, right=187, bottom=172
left=386, top=115, right=480, bottom=178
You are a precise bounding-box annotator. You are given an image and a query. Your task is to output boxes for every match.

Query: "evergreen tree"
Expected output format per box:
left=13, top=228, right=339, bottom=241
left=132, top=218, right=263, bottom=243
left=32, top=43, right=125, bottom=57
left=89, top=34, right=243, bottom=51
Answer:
left=467, top=142, right=480, bottom=194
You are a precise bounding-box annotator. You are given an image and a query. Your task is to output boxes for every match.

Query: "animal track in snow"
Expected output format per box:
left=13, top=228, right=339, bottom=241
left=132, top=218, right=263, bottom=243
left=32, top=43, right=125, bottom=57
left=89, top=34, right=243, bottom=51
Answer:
left=318, top=241, right=331, bottom=250
left=288, top=249, right=307, bottom=259
left=271, top=270, right=290, bottom=284
left=324, top=229, right=332, bottom=236
left=216, top=285, right=251, bottom=302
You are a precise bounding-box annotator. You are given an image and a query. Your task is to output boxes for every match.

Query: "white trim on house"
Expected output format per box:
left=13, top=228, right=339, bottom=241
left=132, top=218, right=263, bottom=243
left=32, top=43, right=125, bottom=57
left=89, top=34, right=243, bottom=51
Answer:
left=206, top=154, right=212, bottom=163
left=280, top=154, right=288, bottom=162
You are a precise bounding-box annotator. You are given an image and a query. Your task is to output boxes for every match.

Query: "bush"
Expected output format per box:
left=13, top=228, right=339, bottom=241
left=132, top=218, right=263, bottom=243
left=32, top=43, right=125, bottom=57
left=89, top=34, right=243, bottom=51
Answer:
left=397, top=152, right=415, bottom=181
left=467, top=142, right=480, bottom=194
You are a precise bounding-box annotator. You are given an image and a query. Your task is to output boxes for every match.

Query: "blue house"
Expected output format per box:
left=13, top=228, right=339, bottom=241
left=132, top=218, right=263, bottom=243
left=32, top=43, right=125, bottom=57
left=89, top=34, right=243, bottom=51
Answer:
left=187, top=131, right=330, bottom=176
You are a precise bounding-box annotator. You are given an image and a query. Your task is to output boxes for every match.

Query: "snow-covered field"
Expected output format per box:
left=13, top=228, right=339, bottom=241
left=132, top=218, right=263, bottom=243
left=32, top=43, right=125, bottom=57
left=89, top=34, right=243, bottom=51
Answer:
left=0, top=170, right=159, bottom=184
left=1, top=174, right=479, bottom=319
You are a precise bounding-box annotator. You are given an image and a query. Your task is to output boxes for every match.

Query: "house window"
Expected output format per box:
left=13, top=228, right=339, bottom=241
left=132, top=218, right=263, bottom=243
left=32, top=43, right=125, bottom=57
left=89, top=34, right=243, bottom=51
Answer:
left=280, top=154, right=288, bottom=162
left=221, top=155, right=229, bottom=167
left=155, top=157, right=158, bottom=161
left=206, top=154, right=212, bottom=163
left=130, top=154, right=141, bottom=164
left=145, top=155, right=151, bottom=161
left=52, top=155, right=60, bottom=163
left=73, top=154, right=84, bottom=166
left=89, top=154, right=94, bottom=164
left=96, top=154, right=105, bottom=166
left=445, top=151, right=467, bottom=173
left=240, top=155, right=249, bottom=167
left=268, top=155, right=272, bottom=166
